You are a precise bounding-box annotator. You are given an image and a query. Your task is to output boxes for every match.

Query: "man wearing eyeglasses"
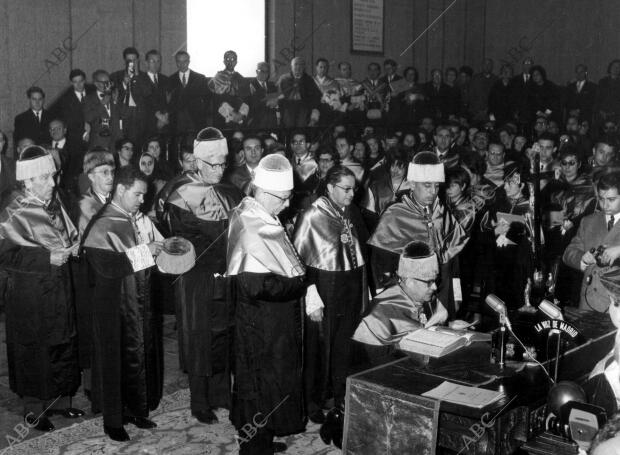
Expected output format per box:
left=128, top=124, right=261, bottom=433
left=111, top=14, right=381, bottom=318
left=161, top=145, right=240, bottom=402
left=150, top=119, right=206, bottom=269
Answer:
left=353, top=241, right=444, bottom=351
left=227, top=154, right=305, bottom=454
left=83, top=69, right=125, bottom=151
left=163, top=127, right=241, bottom=425
left=368, top=152, right=467, bottom=320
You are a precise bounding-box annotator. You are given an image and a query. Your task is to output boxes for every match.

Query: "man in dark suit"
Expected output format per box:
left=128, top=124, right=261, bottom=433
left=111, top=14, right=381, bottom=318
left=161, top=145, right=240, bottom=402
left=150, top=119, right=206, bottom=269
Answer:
left=50, top=69, right=93, bottom=148
left=13, top=86, right=52, bottom=145
left=168, top=51, right=210, bottom=156
left=565, top=63, right=597, bottom=125
left=110, top=47, right=150, bottom=148
left=225, top=135, right=263, bottom=195
left=48, top=118, right=84, bottom=194
left=138, top=49, right=170, bottom=140
left=511, top=57, right=534, bottom=128
left=247, top=62, right=278, bottom=129
left=379, top=58, right=403, bottom=125
left=563, top=171, right=620, bottom=312
left=83, top=69, right=125, bottom=152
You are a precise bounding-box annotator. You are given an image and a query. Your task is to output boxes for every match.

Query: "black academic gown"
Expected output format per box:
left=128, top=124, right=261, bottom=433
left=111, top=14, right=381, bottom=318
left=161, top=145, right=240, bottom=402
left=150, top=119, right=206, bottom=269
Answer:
left=227, top=197, right=307, bottom=439
left=0, top=190, right=80, bottom=400
left=83, top=203, right=163, bottom=426
left=293, top=197, right=368, bottom=411
left=164, top=172, right=241, bottom=408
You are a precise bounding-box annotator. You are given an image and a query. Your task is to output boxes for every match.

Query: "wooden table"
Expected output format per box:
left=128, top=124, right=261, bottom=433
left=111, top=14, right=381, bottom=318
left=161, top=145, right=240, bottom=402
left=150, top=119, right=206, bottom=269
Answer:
left=343, top=309, right=616, bottom=454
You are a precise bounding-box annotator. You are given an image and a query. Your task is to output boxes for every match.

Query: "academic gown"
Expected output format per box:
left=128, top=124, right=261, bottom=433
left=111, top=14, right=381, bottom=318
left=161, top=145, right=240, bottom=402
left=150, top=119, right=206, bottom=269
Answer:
left=0, top=190, right=80, bottom=399
left=227, top=197, right=307, bottom=437
left=164, top=172, right=241, bottom=408
left=73, top=187, right=107, bottom=369
left=83, top=203, right=163, bottom=425
left=293, top=196, right=368, bottom=410
left=367, top=194, right=468, bottom=316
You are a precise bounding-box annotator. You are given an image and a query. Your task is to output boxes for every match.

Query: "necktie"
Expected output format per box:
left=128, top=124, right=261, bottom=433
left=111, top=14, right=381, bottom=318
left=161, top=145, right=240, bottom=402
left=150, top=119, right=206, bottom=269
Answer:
left=35, top=111, right=40, bottom=123
left=297, top=158, right=301, bottom=166
left=154, top=74, right=158, bottom=86
left=609, top=215, right=615, bottom=231
left=182, top=73, right=187, bottom=87
left=525, top=74, right=529, bottom=83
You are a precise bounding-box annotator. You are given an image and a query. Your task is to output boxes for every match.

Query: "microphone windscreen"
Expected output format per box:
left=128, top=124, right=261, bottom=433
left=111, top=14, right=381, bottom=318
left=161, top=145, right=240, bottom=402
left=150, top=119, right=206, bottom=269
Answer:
left=539, top=299, right=564, bottom=321
left=485, top=294, right=506, bottom=314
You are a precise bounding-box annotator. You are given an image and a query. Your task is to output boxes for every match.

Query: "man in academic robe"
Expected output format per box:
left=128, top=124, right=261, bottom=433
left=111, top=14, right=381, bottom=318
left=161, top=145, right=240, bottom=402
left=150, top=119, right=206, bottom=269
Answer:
left=368, top=151, right=468, bottom=317
left=72, top=150, right=115, bottom=392
left=164, top=127, right=241, bottom=424
left=293, top=165, right=368, bottom=426
left=83, top=165, right=164, bottom=441
left=227, top=154, right=306, bottom=454
left=0, top=146, right=83, bottom=432
left=209, top=50, right=249, bottom=128
left=247, top=62, right=279, bottom=129
left=353, top=241, right=445, bottom=349
left=277, top=57, right=322, bottom=128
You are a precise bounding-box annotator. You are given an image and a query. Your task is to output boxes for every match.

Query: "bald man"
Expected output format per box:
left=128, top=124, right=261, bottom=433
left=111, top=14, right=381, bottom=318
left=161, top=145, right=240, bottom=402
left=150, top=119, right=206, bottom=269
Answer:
left=277, top=57, right=322, bottom=127
left=248, top=62, right=279, bottom=129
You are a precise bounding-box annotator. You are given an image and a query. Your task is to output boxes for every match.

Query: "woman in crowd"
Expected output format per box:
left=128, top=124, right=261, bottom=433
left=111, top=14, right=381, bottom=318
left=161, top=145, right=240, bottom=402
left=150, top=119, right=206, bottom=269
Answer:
left=293, top=165, right=368, bottom=426
left=398, top=66, right=427, bottom=125
left=527, top=65, right=561, bottom=125
left=115, top=138, right=135, bottom=168
left=139, top=152, right=167, bottom=221
left=144, top=136, right=174, bottom=179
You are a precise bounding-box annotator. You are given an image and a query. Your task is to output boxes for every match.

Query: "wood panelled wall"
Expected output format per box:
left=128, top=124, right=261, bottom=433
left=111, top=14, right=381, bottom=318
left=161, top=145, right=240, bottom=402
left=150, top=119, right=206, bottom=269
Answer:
left=1, top=0, right=619, bottom=146
left=269, top=0, right=620, bottom=88
left=0, top=0, right=185, bottom=148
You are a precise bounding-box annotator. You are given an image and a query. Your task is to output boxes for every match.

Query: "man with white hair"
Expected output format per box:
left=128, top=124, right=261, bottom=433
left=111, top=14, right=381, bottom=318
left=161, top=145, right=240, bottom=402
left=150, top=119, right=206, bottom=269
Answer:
left=0, top=146, right=82, bottom=432
left=248, top=61, right=279, bottom=129
left=368, top=151, right=468, bottom=318
left=227, top=154, right=306, bottom=454
left=164, top=127, right=242, bottom=424
left=277, top=56, right=322, bottom=127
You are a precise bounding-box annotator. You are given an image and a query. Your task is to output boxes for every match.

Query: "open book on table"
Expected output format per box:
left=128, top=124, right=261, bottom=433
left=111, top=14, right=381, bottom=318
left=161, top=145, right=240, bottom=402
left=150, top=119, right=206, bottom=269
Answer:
left=396, top=326, right=490, bottom=358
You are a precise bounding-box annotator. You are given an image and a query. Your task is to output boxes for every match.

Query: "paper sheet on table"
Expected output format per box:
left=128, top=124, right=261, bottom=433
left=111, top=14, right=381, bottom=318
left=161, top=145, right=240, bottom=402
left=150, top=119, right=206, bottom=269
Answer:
left=422, top=381, right=504, bottom=408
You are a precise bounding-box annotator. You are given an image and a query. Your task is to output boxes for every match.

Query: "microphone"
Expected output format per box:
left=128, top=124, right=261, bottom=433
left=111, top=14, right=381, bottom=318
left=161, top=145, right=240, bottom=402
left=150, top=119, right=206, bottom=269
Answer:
left=485, top=294, right=507, bottom=315
left=539, top=299, right=564, bottom=321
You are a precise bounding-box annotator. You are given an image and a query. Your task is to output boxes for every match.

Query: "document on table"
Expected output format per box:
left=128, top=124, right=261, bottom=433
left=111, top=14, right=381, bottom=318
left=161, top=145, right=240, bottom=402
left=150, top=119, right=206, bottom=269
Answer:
left=422, top=381, right=504, bottom=408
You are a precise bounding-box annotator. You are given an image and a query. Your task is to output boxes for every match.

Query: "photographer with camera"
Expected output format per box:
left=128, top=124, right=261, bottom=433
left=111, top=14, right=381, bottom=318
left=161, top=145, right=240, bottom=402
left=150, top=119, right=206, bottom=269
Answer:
left=83, top=69, right=125, bottom=151
left=563, top=171, right=620, bottom=312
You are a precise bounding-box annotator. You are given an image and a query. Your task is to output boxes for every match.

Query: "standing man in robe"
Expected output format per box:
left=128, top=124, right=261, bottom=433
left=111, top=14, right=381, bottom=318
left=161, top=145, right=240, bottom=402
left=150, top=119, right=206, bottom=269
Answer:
left=277, top=57, right=322, bottom=128
left=209, top=51, right=249, bottom=128
left=0, top=146, right=82, bottom=432
left=83, top=166, right=164, bottom=441
left=164, top=127, right=241, bottom=424
left=293, top=166, right=368, bottom=425
left=227, top=154, right=306, bottom=454
left=368, top=151, right=467, bottom=318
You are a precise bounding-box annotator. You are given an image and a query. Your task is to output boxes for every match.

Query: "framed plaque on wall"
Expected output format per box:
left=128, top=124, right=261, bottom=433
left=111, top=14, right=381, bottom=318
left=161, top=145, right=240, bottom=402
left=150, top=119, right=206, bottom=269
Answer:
left=351, top=0, right=384, bottom=54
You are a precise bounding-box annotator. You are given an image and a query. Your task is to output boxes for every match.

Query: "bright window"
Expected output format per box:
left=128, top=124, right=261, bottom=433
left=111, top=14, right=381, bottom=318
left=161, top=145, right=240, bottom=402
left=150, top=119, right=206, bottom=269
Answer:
left=187, top=0, right=266, bottom=77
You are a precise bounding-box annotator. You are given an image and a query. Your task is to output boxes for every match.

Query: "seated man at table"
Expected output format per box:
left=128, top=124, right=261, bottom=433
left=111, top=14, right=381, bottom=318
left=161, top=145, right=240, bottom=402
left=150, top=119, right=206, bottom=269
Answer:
left=353, top=240, right=447, bottom=358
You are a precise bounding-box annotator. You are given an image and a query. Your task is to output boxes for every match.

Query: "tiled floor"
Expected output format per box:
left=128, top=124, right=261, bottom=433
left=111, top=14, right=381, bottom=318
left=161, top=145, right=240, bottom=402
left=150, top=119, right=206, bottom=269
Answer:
left=0, top=314, right=186, bottom=450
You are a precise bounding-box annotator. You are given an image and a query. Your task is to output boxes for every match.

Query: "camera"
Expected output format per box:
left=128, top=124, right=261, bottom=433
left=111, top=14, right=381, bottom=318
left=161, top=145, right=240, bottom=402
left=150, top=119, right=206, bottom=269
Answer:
left=591, top=245, right=606, bottom=267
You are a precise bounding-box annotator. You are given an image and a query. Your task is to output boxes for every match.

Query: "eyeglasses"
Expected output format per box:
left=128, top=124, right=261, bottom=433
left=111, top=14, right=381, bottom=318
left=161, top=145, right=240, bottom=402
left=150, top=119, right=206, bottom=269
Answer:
left=561, top=160, right=577, bottom=166
left=196, top=158, right=227, bottom=171
left=92, top=169, right=115, bottom=177
left=264, top=191, right=293, bottom=203
left=334, top=184, right=355, bottom=194
left=318, top=158, right=334, bottom=163
left=292, top=140, right=306, bottom=145
left=412, top=277, right=437, bottom=287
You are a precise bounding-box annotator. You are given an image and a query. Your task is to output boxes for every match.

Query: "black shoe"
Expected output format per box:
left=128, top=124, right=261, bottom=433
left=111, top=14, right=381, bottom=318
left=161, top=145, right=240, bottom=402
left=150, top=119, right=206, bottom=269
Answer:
left=308, top=408, right=326, bottom=424
left=272, top=441, right=287, bottom=453
left=122, top=415, right=157, bottom=429
left=320, top=407, right=344, bottom=449
left=24, top=413, right=55, bottom=432
left=192, top=409, right=218, bottom=424
left=47, top=407, right=85, bottom=419
left=104, top=425, right=130, bottom=442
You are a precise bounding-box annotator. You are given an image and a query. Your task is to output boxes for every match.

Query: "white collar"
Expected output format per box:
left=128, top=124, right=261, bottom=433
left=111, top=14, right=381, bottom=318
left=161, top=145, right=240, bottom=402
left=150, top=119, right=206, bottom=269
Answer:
left=53, top=138, right=66, bottom=148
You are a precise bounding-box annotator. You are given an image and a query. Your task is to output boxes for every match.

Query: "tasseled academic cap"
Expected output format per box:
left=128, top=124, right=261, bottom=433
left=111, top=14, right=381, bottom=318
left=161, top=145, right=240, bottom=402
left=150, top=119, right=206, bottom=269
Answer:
left=397, top=241, right=439, bottom=280
left=407, top=151, right=445, bottom=183
left=194, top=127, right=228, bottom=161
left=16, top=145, right=56, bottom=181
left=253, top=154, right=294, bottom=192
